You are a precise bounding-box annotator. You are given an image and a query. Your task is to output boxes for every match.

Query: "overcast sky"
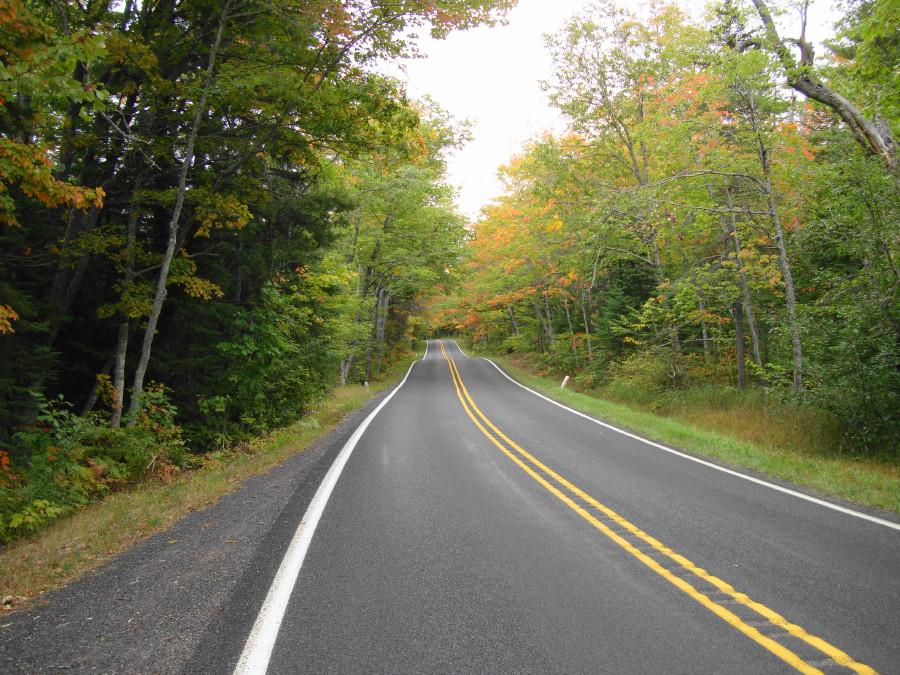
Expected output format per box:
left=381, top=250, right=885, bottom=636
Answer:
left=388, top=0, right=589, bottom=219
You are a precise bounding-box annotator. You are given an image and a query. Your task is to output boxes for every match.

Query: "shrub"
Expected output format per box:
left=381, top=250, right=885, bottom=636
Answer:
left=0, top=385, right=188, bottom=543
left=604, top=347, right=675, bottom=393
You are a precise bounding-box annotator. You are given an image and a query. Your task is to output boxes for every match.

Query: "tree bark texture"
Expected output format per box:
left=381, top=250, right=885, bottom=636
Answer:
left=750, top=0, right=896, bottom=168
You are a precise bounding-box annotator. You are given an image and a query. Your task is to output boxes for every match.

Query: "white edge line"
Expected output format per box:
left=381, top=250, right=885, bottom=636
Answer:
left=452, top=340, right=469, bottom=358
left=233, top=360, right=420, bottom=674
left=479, top=356, right=900, bottom=533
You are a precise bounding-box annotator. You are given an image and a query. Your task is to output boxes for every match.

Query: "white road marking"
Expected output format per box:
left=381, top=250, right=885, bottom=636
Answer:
left=444, top=341, right=900, bottom=533
left=233, top=362, right=419, bottom=674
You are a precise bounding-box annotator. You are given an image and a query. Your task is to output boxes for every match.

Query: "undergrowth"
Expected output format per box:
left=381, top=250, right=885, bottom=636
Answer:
left=0, top=352, right=419, bottom=610
left=0, top=384, right=187, bottom=543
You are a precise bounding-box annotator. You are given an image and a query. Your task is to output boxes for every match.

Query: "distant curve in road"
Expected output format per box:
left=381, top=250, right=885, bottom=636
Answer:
left=234, top=339, right=900, bottom=674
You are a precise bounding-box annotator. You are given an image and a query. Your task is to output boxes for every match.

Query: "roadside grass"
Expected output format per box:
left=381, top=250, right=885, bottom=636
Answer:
left=0, top=354, right=420, bottom=613
left=483, top=354, right=900, bottom=515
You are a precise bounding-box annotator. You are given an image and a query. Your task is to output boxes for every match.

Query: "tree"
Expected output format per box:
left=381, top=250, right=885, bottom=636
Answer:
left=748, top=0, right=897, bottom=167
left=0, top=0, right=514, bottom=449
left=335, top=103, right=470, bottom=383
left=446, top=0, right=899, bottom=453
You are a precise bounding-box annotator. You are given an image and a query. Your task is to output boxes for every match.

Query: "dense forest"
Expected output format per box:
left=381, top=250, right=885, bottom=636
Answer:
left=0, top=0, right=513, bottom=539
left=435, top=1, right=899, bottom=454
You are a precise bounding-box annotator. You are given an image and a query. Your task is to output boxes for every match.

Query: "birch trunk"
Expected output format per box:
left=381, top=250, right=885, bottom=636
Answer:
left=532, top=290, right=555, bottom=348
left=128, top=2, right=230, bottom=415
left=580, top=288, right=593, bottom=357
left=561, top=291, right=578, bottom=365
left=734, top=300, right=747, bottom=390
left=364, top=287, right=381, bottom=382
left=749, top=114, right=803, bottom=391
left=768, top=191, right=804, bottom=391
left=699, top=296, right=711, bottom=364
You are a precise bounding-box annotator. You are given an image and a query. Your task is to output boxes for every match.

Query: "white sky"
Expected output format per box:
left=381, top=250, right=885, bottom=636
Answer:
left=386, top=0, right=838, bottom=220
left=389, top=0, right=590, bottom=219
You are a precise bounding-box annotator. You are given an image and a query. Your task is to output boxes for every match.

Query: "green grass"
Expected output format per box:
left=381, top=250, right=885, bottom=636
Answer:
left=0, top=353, right=420, bottom=613
left=484, top=354, right=900, bottom=515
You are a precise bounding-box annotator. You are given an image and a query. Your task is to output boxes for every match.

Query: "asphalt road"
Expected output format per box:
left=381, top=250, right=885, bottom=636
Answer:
left=231, top=339, right=899, bottom=674
left=2, top=339, right=898, bottom=673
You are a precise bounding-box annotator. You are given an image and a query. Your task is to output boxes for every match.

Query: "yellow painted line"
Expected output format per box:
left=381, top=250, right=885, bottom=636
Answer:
left=438, top=341, right=877, bottom=675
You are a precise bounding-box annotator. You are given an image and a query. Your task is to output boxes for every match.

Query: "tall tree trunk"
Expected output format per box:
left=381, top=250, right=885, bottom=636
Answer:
left=340, top=303, right=365, bottom=386
left=508, top=304, right=519, bottom=337
left=768, top=191, right=804, bottom=391
left=128, top=1, right=230, bottom=415
left=741, top=287, right=764, bottom=369
left=364, top=287, right=381, bottom=382
left=651, top=235, right=685, bottom=382
left=749, top=120, right=803, bottom=391
left=111, top=175, right=143, bottom=427
left=339, top=312, right=361, bottom=386
left=374, top=289, right=390, bottom=376
left=724, top=185, right=764, bottom=370
left=110, top=320, right=132, bottom=426
left=561, top=291, right=574, bottom=334
left=734, top=300, right=747, bottom=390
left=560, top=290, right=579, bottom=366
left=580, top=288, right=593, bottom=357
left=699, top=296, right=712, bottom=364
left=526, top=259, right=554, bottom=348
left=532, top=289, right=554, bottom=348
left=543, top=290, right=556, bottom=347
left=339, top=352, right=355, bottom=386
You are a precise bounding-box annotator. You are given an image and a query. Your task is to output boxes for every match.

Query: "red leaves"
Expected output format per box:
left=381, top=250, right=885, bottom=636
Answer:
left=0, top=449, right=16, bottom=487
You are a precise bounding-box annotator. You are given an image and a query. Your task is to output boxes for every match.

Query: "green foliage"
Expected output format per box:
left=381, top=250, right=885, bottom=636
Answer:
left=0, top=0, right=511, bottom=544
left=0, top=0, right=108, bottom=227
left=0, top=0, right=505, bottom=472
left=0, top=386, right=186, bottom=543
left=828, top=0, right=900, bottom=121
left=195, top=274, right=344, bottom=445
left=332, top=102, right=470, bottom=383
left=795, top=150, right=900, bottom=453
left=604, top=347, right=676, bottom=395
left=444, top=0, right=900, bottom=457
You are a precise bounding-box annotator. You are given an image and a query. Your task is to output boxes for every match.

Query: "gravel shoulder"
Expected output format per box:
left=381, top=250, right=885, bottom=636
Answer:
left=0, top=390, right=391, bottom=674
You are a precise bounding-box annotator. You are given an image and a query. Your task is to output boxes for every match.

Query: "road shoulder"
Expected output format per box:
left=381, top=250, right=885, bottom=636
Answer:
left=0, top=389, right=394, bottom=674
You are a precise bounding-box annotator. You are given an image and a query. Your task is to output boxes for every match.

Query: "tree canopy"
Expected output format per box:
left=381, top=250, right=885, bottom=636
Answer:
left=437, top=0, right=899, bottom=455
left=0, top=0, right=512, bottom=540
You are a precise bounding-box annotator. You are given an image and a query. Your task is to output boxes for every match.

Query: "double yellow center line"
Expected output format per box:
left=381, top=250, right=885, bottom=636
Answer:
left=439, top=341, right=876, bottom=675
